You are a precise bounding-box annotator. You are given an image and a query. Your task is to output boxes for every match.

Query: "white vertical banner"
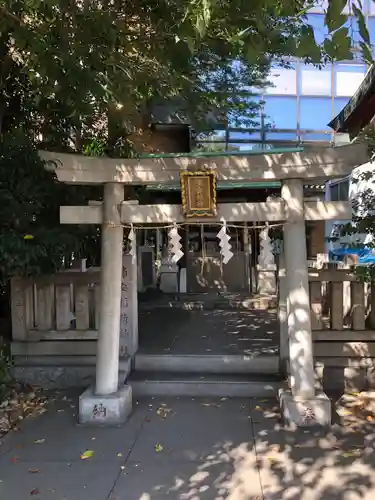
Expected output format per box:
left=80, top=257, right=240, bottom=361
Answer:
left=217, top=219, right=233, bottom=264
left=119, top=253, right=138, bottom=357
left=168, top=224, right=183, bottom=263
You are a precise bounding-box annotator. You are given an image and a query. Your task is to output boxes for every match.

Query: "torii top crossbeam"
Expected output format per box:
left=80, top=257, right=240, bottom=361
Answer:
left=39, top=143, right=368, bottom=186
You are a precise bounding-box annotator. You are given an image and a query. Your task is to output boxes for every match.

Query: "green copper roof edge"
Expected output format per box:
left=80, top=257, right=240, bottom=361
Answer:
left=137, top=147, right=304, bottom=159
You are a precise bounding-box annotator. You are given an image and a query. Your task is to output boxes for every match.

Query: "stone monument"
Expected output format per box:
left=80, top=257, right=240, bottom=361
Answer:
left=119, top=253, right=138, bottom=357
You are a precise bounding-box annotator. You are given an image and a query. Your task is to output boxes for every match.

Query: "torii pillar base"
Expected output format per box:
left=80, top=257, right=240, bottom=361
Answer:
left=78, top=385, right=132, bottom=426
left=278, top=389, right=331, bottom=428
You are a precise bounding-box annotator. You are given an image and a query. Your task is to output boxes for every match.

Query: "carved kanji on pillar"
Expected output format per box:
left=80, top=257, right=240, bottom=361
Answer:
left=119, top=253, right=138, bottom=357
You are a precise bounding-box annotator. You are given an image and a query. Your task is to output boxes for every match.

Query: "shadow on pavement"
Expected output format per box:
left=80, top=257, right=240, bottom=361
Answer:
left=0, top=390, right=375, bottom=499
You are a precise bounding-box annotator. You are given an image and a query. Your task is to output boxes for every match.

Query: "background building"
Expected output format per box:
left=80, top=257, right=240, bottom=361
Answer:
left=195, top=1, right=374, bottom=151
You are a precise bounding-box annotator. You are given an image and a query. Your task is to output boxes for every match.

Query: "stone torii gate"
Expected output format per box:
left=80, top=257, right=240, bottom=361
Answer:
left=40, top=143, right=367, bottom=427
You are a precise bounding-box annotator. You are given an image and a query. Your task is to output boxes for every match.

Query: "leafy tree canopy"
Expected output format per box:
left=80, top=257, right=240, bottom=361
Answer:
left=0, top=0, right=373, bottom=151
left=0, top=132, right=100, bottom=281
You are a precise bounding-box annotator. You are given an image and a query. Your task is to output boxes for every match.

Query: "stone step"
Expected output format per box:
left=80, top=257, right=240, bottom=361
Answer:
left=128, top=371, right=284, bottom=398
left=134, top=354, right=279, bottom=374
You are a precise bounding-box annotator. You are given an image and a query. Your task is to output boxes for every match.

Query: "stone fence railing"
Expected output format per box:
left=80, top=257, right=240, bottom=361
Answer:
left=308, top=268, right=375, bottom=332
left=11, top=269, right=101, bottom=341
left=279, top=262, right=375, bottom=391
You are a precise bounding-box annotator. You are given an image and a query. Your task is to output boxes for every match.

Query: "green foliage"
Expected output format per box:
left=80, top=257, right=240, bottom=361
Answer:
left=189, top=0, right=373, bottom=63
left=0, top=132, right=99, bottom=281
left=0, top=344, right=11, bottom=402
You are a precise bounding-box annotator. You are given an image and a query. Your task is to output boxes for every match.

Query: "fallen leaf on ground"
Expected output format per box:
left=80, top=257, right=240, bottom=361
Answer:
left=34, top=439, right=45, bottom=444
left=28, top=468, right=40, bottom=474
left=156, top=407, right=173, bottom=419
left=155, top=443, right=163, bottom=452
left=80, top=450, right=94, bottom=460
left=30, top=488, right=40, bottom=495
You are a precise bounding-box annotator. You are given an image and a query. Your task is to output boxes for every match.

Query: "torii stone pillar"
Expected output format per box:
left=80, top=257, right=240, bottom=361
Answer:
left=279, top=179, right=331, bottom=427
left=79, top=183, right=132, bottom=425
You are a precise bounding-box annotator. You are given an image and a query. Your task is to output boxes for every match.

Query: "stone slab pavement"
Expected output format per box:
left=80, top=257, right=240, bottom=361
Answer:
left=138, top=308, right=278, bottom=356
left=1, top=391, right=375, bottom=499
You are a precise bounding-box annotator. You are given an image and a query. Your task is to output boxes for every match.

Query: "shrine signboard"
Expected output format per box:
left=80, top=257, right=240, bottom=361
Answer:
left=180, top=169, right=217, bottom=218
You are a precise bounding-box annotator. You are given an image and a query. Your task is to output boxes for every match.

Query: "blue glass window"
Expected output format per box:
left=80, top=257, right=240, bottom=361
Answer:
left=228, top=130, right=261, bottom=141
left=300, top=64, right=332, bottom=95
left=229, top=143, right=262, bottom=151
left=300, top=132, right=332, bottom=142
left=265, top=131, right=298, bottom=141
left=334, top=63, right=366, bottom=96
left=306, top=14, right=328, bottom=44
left=334, top=97, right=350, bottom=116
left=263, top=96, right=297, bottom=129
left=300, top=97, right=333, bottom=129
left=368, top=17, right=375, bottom=41
left=344, top=17, right=361, bottom=45
left=265, top=65, right=297, bottom=95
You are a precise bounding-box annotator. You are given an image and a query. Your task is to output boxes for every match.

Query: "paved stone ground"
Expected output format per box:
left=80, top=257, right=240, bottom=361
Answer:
left=1, top=391, right=375, bottom=499
left=138, top=308, right=278, bottom=356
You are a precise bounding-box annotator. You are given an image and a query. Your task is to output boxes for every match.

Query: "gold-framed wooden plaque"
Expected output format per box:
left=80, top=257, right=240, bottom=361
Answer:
left=180, top=169, right=217, bottom=218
